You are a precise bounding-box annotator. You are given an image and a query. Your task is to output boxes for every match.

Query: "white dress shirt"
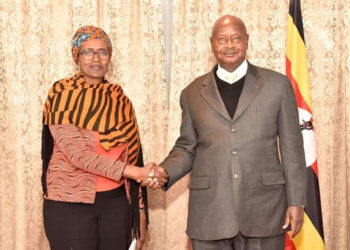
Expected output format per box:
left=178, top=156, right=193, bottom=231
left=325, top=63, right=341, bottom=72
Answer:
left=216, top=60, right=248, bottom=84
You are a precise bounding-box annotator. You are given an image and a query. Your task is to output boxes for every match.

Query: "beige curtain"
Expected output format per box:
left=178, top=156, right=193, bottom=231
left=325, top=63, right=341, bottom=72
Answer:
left=0, top=0, right=349, bottom=250
left=0, top=0, right=167, bottom=249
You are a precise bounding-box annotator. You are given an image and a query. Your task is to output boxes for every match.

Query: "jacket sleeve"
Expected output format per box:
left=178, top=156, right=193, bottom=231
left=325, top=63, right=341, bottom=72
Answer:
left=161, top=90, right=198, bottom=190
left=278, top=77, right=307, bottom=206
left=49, top=124, right=127, bottom=181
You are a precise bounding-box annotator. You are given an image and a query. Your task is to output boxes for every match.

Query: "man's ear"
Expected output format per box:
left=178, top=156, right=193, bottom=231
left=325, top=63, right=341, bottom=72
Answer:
left=210, top=37, right=214, bottom=48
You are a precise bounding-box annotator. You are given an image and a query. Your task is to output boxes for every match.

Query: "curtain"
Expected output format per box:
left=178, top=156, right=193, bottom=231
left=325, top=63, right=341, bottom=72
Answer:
left=0, top=0, right=167, bottom=249
left=0, top=0, right=349, bottom=249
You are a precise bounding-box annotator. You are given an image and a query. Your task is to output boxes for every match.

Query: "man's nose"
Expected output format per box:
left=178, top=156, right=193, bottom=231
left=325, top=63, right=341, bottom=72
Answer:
left=225, top=39, right=235, bottom=48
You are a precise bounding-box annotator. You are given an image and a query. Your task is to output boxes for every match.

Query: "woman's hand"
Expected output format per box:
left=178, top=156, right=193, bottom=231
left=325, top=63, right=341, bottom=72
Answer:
left=142, top=163, right=168, bottom=187
left=141, top=163, right=168, bottom=189
left=122, top=163, right=167, bottom=185
left=123, top=163, right=168, bottom=186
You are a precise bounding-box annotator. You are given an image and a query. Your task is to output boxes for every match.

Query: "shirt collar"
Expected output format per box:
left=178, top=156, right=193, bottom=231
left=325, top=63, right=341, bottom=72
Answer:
left=216, top=60, right=248, bottom=84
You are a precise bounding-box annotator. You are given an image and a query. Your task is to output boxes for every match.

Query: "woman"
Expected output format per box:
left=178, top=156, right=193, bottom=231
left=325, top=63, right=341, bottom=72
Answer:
left=41, top=26, right=164, bottom=250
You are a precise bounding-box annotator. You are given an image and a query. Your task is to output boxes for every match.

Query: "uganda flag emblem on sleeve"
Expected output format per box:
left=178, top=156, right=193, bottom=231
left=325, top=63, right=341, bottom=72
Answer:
left=285, top=0, right=325, bottom=249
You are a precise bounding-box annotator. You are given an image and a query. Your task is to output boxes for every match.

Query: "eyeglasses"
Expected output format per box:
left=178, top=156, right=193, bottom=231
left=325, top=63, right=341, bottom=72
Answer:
left=79, top=49, right=110, bottom=60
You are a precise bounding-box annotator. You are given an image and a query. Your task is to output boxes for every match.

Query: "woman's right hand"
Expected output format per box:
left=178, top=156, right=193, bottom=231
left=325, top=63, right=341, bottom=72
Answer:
left=139, top=163, right=168, bottom=189
left=142, top=163, right=168, bottom=188
left=122, top=163, right=168, bottom=186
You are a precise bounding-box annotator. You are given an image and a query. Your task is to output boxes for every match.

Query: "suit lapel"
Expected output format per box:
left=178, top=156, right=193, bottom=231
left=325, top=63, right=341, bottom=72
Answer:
left=200, top=69, right=232, bottom=122
left=200, top=63, right=263, bottom=123
left=233, top=63, right=263, bottom=122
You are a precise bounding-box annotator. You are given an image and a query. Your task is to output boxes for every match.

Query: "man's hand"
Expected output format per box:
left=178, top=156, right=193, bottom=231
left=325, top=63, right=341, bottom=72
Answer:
left=283, top=205, right=304, bottom=238
left=141, top=163, right=168, bottom=189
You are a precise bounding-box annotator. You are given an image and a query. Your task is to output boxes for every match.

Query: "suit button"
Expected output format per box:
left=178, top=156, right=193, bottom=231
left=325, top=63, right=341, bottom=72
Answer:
left=233, top=174, right=239, bottom=180
left=231, top=150, right=237, bottom=155
left=231, top=128, right=236, bottom=133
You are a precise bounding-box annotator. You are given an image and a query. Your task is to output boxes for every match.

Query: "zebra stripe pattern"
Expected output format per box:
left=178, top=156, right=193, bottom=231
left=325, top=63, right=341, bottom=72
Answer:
left=43, top=73, right=140, bottom=165
left=47, top=124, right=127, bottom=203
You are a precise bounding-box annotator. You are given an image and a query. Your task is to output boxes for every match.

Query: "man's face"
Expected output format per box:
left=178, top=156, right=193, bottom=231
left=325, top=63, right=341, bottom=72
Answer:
left=211, top=20, right=249, bottom=72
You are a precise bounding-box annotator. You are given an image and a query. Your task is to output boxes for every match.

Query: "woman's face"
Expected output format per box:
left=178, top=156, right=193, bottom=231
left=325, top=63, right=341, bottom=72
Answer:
left=77, top=39, right=111, bottom=84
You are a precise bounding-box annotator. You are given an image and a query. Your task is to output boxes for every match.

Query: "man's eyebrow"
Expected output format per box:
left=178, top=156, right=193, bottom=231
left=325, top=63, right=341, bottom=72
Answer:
left=82, top=48, right=108, bottom=50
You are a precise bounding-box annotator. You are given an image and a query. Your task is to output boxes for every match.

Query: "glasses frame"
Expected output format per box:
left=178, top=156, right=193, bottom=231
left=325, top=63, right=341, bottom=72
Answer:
left=78, top=49, right=111, bottom=61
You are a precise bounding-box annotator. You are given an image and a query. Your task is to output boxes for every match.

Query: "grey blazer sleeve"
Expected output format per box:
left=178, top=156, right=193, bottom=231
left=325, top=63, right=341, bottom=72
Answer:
left=278, top=77, right=307, bottom=206
left=161, top=91, right=197, bottom=189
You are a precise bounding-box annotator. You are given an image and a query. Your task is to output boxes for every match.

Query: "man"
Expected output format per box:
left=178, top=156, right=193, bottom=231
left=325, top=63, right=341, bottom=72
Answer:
left=147, top=15, right=306, bottom=250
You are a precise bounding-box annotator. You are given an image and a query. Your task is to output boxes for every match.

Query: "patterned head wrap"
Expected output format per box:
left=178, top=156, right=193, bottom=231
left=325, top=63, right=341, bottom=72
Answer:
left=71, top=25, right=112, bottom=63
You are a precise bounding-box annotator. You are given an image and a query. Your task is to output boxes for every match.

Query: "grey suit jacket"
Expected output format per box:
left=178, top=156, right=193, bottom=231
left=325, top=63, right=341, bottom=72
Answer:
left=161, top=62, right=306, bottom=241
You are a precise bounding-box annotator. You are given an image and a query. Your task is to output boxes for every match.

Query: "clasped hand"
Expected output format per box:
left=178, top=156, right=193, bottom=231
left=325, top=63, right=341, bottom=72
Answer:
left=139, top=163, right=168, bottom=189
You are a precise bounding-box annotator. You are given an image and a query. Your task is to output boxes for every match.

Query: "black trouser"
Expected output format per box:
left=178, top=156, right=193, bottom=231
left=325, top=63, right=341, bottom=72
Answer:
left=43, top=186, right=130, bottom=250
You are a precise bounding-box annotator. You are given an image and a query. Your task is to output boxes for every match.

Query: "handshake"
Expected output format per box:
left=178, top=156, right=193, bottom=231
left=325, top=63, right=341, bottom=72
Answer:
left=138, top=163, right=169, bottom=189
